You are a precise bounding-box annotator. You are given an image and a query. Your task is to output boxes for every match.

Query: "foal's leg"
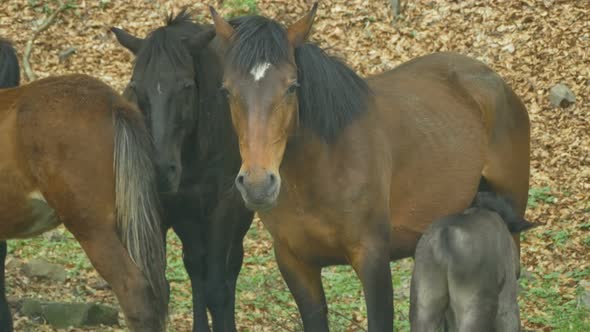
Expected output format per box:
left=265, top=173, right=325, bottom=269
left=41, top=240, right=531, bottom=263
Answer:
left=274, top=243, right=328, bottom=332
left=448, top=272, right=498, bottom=332
left=350, top=241, right=393, bottom=332
left=0, top=241, right=12, bottom=332
left=409, top=252, right=448, bottom=332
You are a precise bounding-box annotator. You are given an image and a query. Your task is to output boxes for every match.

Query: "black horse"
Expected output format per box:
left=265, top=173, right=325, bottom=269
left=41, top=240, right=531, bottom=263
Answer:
left=0, top=36, right=20, bottom=332
left=112, top=11, right=253, bottom=332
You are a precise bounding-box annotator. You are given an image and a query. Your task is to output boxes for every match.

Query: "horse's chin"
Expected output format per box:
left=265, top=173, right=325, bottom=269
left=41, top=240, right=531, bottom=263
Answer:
left=241, top=193, right=279, bottom=212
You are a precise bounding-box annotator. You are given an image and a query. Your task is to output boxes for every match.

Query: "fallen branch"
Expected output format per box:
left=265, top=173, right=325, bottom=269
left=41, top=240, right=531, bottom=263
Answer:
left=22, top=1, right=69, bottom=81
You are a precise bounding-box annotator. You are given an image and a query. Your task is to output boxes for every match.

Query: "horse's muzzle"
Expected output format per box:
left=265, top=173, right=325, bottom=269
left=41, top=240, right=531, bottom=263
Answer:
left=235, top=169, right=280, bottom=211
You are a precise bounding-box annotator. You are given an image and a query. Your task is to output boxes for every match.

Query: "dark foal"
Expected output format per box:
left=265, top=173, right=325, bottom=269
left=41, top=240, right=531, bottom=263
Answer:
left=0, top=36, right=21, bottom=332
left=112, top=11, right=253, bottom=332
left=410, top=192, right=537, bottom=332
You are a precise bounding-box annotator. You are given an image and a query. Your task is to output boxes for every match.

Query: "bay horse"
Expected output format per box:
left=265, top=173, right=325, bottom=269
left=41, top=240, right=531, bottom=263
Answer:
left=411, top=192, right=537, bottom=332
left=209, top=3, right=530, bottom=331
left=111, top=10, right=253, bottom=332
left=0, top=73, right=168, bottom=331
left=0, top=36, right=20, bottom=332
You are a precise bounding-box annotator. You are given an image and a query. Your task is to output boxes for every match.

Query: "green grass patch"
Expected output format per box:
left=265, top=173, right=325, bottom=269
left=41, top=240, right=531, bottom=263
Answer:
left=6, top=222, right=586, bottom=331
left=223, top=0, right=258, bottom=18
left=528, top=186, right=556, bottom=208
left=520, top=268, right=590, bottom=331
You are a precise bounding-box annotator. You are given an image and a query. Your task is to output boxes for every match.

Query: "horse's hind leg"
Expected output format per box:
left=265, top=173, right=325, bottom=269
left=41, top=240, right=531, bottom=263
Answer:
left=481, top=85, right=530, bottom=254
left=65, top=215, right=163, bottom=331
left=52, top=186, right=163, bottom=331
left=0, top=241, right=12, bottom=332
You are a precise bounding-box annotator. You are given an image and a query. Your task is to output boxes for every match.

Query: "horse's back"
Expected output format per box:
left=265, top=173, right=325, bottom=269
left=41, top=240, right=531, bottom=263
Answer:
left=361, top=53, right=529, bottom=256
left=376, top=52, right=530, bottom=212
left=367, top=54, right=493, bottom=250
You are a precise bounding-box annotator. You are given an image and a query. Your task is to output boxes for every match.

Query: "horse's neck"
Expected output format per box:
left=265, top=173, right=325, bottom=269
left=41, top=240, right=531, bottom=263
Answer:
left=190, top=46, right=238, bottom=163
left=281, top=133, right=329, bottom=188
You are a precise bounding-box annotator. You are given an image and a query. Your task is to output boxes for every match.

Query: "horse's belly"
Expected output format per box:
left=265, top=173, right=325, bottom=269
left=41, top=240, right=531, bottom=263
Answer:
left=0, top=154, right=60, bottom=240
left=0, top=188, right=60, bottom=240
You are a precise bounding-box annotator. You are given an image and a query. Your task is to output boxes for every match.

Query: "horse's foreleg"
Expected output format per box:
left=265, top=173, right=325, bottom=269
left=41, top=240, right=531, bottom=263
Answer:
left=223, top=208, right=253, bottom=330
left=0, top=241, right=12, bottom=332
left=172, top=218, right=210, bottom=332
left=204, top=202, right=239, bottom=332
left=274, top=243, right=328, bottom=332
left=350, top=238, right=393, bottom=332
left=67, top=224, right=164, bottom=332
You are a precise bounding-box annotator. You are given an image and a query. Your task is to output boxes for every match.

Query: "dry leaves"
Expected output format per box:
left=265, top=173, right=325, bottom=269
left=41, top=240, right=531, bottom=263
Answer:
left=0, top=0, right=588, bottom=331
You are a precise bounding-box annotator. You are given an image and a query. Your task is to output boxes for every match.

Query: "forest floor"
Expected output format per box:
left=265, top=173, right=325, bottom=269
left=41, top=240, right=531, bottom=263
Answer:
left=0, top=0, right=588, bottom=331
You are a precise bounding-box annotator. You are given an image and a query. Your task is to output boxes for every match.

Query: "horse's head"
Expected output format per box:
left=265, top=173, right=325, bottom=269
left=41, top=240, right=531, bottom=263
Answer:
left=210, top=4, right=318, bottom=211
left=112, top=12, right=214, bottom=192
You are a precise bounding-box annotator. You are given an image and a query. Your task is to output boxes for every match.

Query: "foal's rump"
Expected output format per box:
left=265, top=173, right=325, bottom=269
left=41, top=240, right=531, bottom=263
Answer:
left=411, top=210, right=520, bottom=332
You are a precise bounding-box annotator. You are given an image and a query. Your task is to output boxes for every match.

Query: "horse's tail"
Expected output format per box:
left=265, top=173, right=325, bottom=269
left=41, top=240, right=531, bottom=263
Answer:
left=471, top=188, right=538, bottom=234
left=0, top=37, right=20, bottom=88
left=113, top=105, right=168, bottom=326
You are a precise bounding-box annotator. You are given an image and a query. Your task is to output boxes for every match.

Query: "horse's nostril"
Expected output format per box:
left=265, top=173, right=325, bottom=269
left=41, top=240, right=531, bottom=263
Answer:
left=269, top=173, right=276, bottom=185
left=236, top=174, right=245, bottom=186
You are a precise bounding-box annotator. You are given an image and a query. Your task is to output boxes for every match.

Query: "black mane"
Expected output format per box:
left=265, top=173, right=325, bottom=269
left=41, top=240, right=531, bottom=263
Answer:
left=0, top=37, right=20, bottom=88
left=134, top=9, right=199, bottom=72
left=470, top=192, right=537, bottom=233
left=227, top=15, right=371, bottom=142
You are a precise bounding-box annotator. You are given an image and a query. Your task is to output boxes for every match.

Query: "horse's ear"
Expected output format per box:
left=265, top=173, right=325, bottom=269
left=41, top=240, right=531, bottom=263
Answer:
left=111, top=27, right=144, bottom=55
left=184, top=28, right=216, bottom=55
left=209, top=6, right=234, bottom=42
left=287, top=2, right=318, bottom=47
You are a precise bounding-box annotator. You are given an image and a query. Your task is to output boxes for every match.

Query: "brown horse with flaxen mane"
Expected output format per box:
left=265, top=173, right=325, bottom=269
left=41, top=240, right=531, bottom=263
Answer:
left=0, top=74, right=167, bottom=331
left=0, top=36, right=20, bottom=332
left=209, top=3, right=529, bottom=331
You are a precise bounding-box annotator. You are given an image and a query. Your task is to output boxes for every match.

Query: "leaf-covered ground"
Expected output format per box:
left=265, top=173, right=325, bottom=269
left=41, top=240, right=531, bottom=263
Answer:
left=0, top=0, right=589, bottom=331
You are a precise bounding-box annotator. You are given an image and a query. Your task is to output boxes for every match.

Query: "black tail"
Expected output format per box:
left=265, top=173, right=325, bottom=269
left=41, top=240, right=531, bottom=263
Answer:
left=471, top=190, right=538, bottom=233
left=0, top=37, right=20, bottom=88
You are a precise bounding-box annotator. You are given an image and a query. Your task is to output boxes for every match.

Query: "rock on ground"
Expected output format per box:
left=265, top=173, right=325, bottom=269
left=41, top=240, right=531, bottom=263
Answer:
left=577, top=280, right=590, bottom=310
left=549, top=83, right=576, bottom=108
left=20, top=299, right=119, bottom=329
left=20, top=259, right=67, bottom=283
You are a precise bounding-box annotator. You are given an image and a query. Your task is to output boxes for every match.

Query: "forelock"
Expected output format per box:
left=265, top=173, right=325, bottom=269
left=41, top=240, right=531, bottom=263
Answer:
left=226, top=15, right=290, bottom=76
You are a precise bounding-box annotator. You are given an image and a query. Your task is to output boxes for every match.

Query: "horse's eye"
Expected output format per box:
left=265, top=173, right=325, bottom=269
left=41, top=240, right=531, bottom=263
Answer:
left=286, top=82, right=299, bottom=95
left=220, top=86, right=230, bottom=98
